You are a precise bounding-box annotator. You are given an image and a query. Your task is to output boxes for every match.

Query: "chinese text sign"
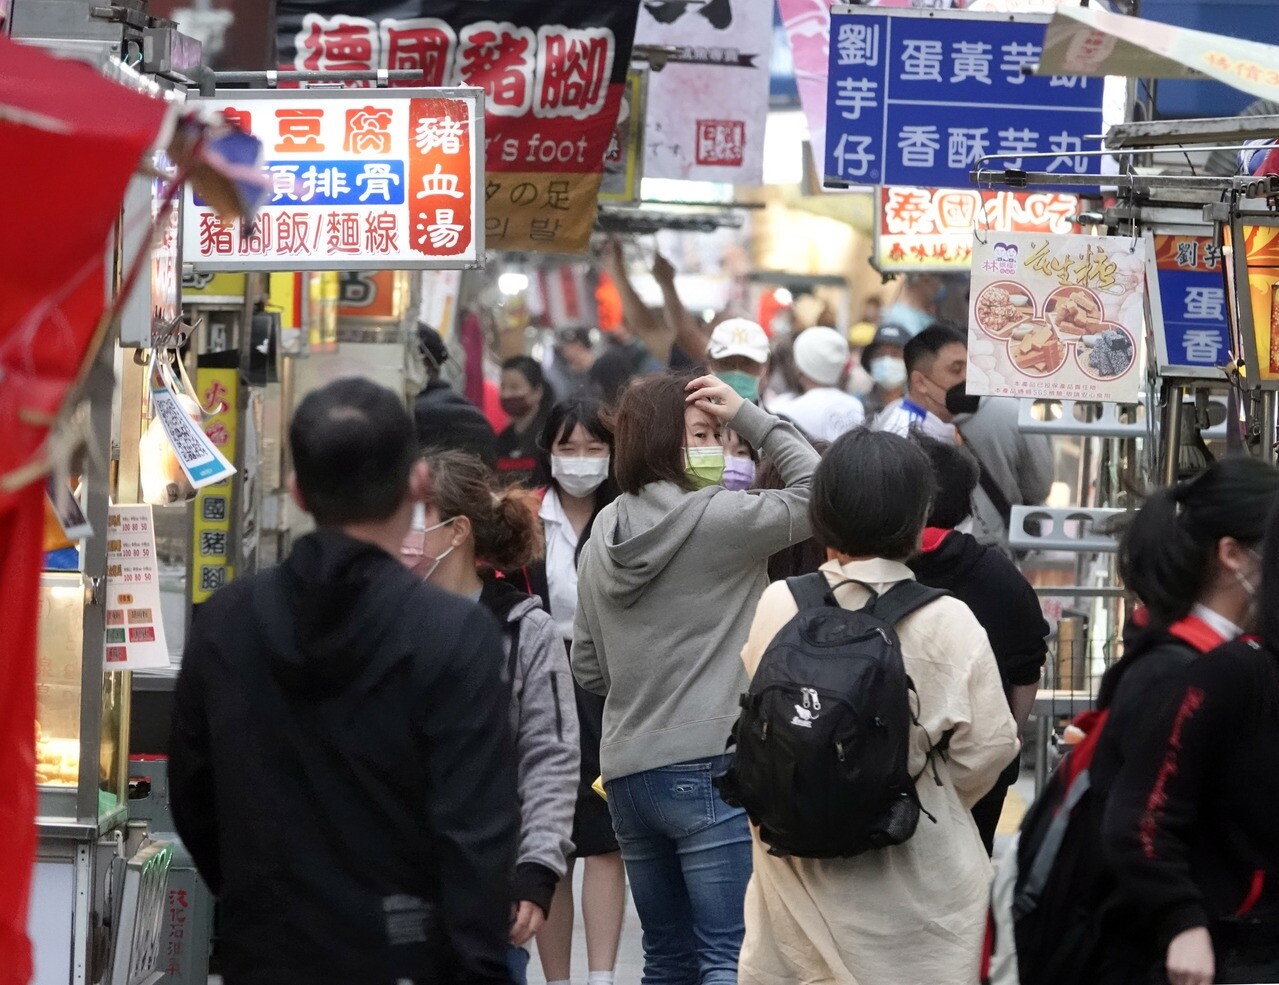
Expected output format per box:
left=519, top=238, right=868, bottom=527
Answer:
left=825, top=8, right=1104, bottom=189
left=636, top=0, right=773, bottom=184
left=968, top=232, right=1147, bottom=403
left=184, top=90, right=479, bottom=270
left=1147, top=234, right=1231, bottom=379
left=876, top=186, right=1078, bottom=271
left=191, top=368, right=238, bottom=605
left=104, top=506, right=170, bottom=671
left=276, top=0, right=641, bottom=253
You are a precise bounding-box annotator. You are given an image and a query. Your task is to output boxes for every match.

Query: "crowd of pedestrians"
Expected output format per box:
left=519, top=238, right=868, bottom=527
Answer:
left=169, top=296, right=1279, bottom=985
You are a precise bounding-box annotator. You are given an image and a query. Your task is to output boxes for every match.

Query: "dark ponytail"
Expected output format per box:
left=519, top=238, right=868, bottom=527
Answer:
left=1118, top=456, right=1279, bottom=627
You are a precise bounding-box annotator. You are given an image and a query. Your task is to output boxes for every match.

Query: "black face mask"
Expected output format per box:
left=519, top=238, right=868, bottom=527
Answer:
left=945, top=382, right=981, bottom=416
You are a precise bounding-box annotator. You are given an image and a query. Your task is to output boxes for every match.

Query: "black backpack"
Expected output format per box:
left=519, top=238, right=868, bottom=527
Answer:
left=716, top=573, right=948, bottom=859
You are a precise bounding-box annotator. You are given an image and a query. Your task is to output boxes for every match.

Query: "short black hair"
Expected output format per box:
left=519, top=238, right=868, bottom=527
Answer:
left=913, top=435, right=979, bottom=529
left=904, top=323, right=966, bottom=379
left=557, top=326, right=593, bottom=349
left=810, top=429, right=935, bottom=561
left=290, top=378, right=417, bottom=527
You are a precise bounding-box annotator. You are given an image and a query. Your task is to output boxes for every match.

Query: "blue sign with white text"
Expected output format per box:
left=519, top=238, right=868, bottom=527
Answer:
left=1153, top=235, right=1231, bottom=375
left=824, top=9, right=1105, bottom=189
left=193, top=160, right=407, bottom=208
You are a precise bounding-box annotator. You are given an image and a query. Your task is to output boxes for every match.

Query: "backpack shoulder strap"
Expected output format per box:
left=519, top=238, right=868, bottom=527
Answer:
left=873, top=580, right=948, bottom=628
left=786, top=572, right=835, bottom=611
left=504, top=619, right=521, bottom=683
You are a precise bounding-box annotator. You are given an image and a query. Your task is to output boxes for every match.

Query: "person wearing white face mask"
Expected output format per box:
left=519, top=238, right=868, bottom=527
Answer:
left=518, top=397, right=628, bottom=985
left=859, top=323, right=911, bottom=420
left=400, top=451, right=580, bottom=985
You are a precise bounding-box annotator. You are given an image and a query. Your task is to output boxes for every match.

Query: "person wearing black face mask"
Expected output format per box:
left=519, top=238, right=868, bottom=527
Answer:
left=497, top=356, right=555, bottom=488
left=874, top=324, right=1053, bottom=553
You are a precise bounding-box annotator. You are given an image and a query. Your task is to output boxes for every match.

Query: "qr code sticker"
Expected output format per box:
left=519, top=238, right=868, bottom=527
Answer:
left=155, top=393, right=207, bottom=464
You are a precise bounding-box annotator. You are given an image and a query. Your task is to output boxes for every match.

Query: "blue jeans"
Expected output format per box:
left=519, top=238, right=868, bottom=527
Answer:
left=506, top=944, right=529, bottom=984
left=606, top=754, right=753, bottom=985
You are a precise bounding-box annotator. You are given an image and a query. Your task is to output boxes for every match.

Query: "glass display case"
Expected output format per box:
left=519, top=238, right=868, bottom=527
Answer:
left=35, top=572, right=129, bottom=830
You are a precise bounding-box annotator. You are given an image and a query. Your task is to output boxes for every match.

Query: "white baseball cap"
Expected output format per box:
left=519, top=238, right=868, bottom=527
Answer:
left=793, top=326, right=850, bottom=387
left=707, top=317, right=770, bottom=364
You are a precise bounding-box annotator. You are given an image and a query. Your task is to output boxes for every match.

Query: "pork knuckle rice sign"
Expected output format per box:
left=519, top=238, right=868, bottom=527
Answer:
left=275, top=0, right=642, bottom=254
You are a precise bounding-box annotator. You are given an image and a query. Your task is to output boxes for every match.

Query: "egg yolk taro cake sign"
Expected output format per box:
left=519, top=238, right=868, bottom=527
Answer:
left=967, top=232, right=1147, bottom=403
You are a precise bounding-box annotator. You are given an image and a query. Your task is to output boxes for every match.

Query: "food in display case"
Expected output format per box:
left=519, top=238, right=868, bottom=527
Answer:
left=36, top=574, right=83, bottom=788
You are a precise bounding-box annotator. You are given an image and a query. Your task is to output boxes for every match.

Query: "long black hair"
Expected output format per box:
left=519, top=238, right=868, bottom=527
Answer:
left=538, top=395, right=619, bottom=558
left=1118, top=456, right=1279, bottom=628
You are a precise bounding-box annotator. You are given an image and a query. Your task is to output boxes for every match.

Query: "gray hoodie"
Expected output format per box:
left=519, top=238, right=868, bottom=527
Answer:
left=479, top=580, right=579, bottom=915
left=572, top=400, right=819, bottom=781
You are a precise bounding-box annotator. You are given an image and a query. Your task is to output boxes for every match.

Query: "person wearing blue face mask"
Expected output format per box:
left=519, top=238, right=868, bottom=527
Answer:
left=706, top=317, right=771, bottom=404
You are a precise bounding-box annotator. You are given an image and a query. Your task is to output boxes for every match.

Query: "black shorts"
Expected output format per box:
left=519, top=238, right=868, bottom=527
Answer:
left=570, top=677, right=619, bottom=857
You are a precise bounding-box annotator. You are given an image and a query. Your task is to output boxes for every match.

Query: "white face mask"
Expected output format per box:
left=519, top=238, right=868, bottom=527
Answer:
left=552, top=454, right=610, bottom=498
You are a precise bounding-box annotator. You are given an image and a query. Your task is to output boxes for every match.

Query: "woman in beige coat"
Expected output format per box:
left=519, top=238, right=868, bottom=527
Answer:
left=738, top=430, right=1019, bottom=985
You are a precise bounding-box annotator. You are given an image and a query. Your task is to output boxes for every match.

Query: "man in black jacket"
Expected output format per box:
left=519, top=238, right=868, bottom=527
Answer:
left=170, top=378, right=519, bottom=985
left=414, top=322, right=498, bottom=466
left=908, top=435, right=1049, bottom=854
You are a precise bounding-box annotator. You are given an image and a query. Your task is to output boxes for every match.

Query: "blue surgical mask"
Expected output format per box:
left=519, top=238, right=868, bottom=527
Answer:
left=722, top=455, right=756, bottom=491
left=869, top=356, right=907, bottom=389
left=718, top=369, right=761, bottom=403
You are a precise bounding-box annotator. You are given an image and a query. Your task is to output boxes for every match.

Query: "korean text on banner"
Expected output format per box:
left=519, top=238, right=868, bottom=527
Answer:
left=1146, top=234, right=1231, bottom=379
left=184, top=90, right=480, bottom=270
left=967, top=232, right=1147, bottom=403
left=636, top=0, right=772, bottom=184
left=103, top=505, right=170, bottom=671
left=877, top=186, right=1078, bottom=271
left=151, top=386, right=236, bottom=490
left=824, top=7, right=1104, bottom=189
left=275, top=0, right=641, bottom=254
left=191, top=368, right=238, bottom=604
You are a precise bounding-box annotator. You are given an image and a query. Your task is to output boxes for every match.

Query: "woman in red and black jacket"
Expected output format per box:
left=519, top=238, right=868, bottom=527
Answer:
left=1090, top=456, right=1279, bottom=985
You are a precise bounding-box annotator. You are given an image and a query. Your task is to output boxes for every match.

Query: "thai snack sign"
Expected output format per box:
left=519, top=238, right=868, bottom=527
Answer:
left=968, top=232, right=1147, bottom=402
left=875, top=186, right=1078, bottom=271
left=184, top=89, right=481, bottom=270
left=275, top=0, right=641, bottom=253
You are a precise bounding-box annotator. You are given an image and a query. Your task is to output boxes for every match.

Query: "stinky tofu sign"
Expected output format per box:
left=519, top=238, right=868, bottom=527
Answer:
left=184, top=89, right=482, bottom=270
left=824, top=7, right=1104, bottom=190
left=275, top=0, right=642, bottom=254
left=876, top=186, right=1078, bottom=271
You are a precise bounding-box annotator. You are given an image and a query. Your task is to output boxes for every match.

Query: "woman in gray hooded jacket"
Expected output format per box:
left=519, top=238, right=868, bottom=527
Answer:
left=402, top=450, right=579, bottom=985
left=572, top=371, right=818, bottom=984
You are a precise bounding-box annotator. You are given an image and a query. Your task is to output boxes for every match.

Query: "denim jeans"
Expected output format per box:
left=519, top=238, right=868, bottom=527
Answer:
left=506, top=944, right=529, bottom=985
left=606, top=754, right=753, bottom=985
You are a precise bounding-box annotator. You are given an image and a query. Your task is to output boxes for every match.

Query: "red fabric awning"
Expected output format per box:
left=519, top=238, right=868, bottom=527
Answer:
left=0, top=34, right=170, bottom=984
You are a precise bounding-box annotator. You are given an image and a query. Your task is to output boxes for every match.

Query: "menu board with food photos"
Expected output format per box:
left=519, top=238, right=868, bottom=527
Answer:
left=967, top=232, right=1147, bottom=403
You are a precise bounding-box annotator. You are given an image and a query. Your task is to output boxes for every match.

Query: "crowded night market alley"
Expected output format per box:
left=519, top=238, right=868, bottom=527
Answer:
left=5, top=1, right=1279, bottom=984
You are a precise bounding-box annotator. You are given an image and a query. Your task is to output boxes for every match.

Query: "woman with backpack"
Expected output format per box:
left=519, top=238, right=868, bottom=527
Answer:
left=1089, top=456, right=1279, bottom=985
left=520, top=397, right=629, bottom=985
left=400, top=450, right=579, bottom=985
left=572, top=372, right=818, bottom=983
left=734, top=429, right=1018, bottom=985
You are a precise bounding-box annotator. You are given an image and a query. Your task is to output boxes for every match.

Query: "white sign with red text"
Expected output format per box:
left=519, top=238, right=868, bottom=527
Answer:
left=637, top=0, right=773, bottom=184
left=183, top=88, right=482, bottom=271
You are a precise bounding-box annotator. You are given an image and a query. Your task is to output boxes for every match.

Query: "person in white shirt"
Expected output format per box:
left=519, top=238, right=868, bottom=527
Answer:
left=778, top=326, right=866, bottom=441
left=873, top=324, right=965, bottom=443
left=525, top=396, right=627, bottom=985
